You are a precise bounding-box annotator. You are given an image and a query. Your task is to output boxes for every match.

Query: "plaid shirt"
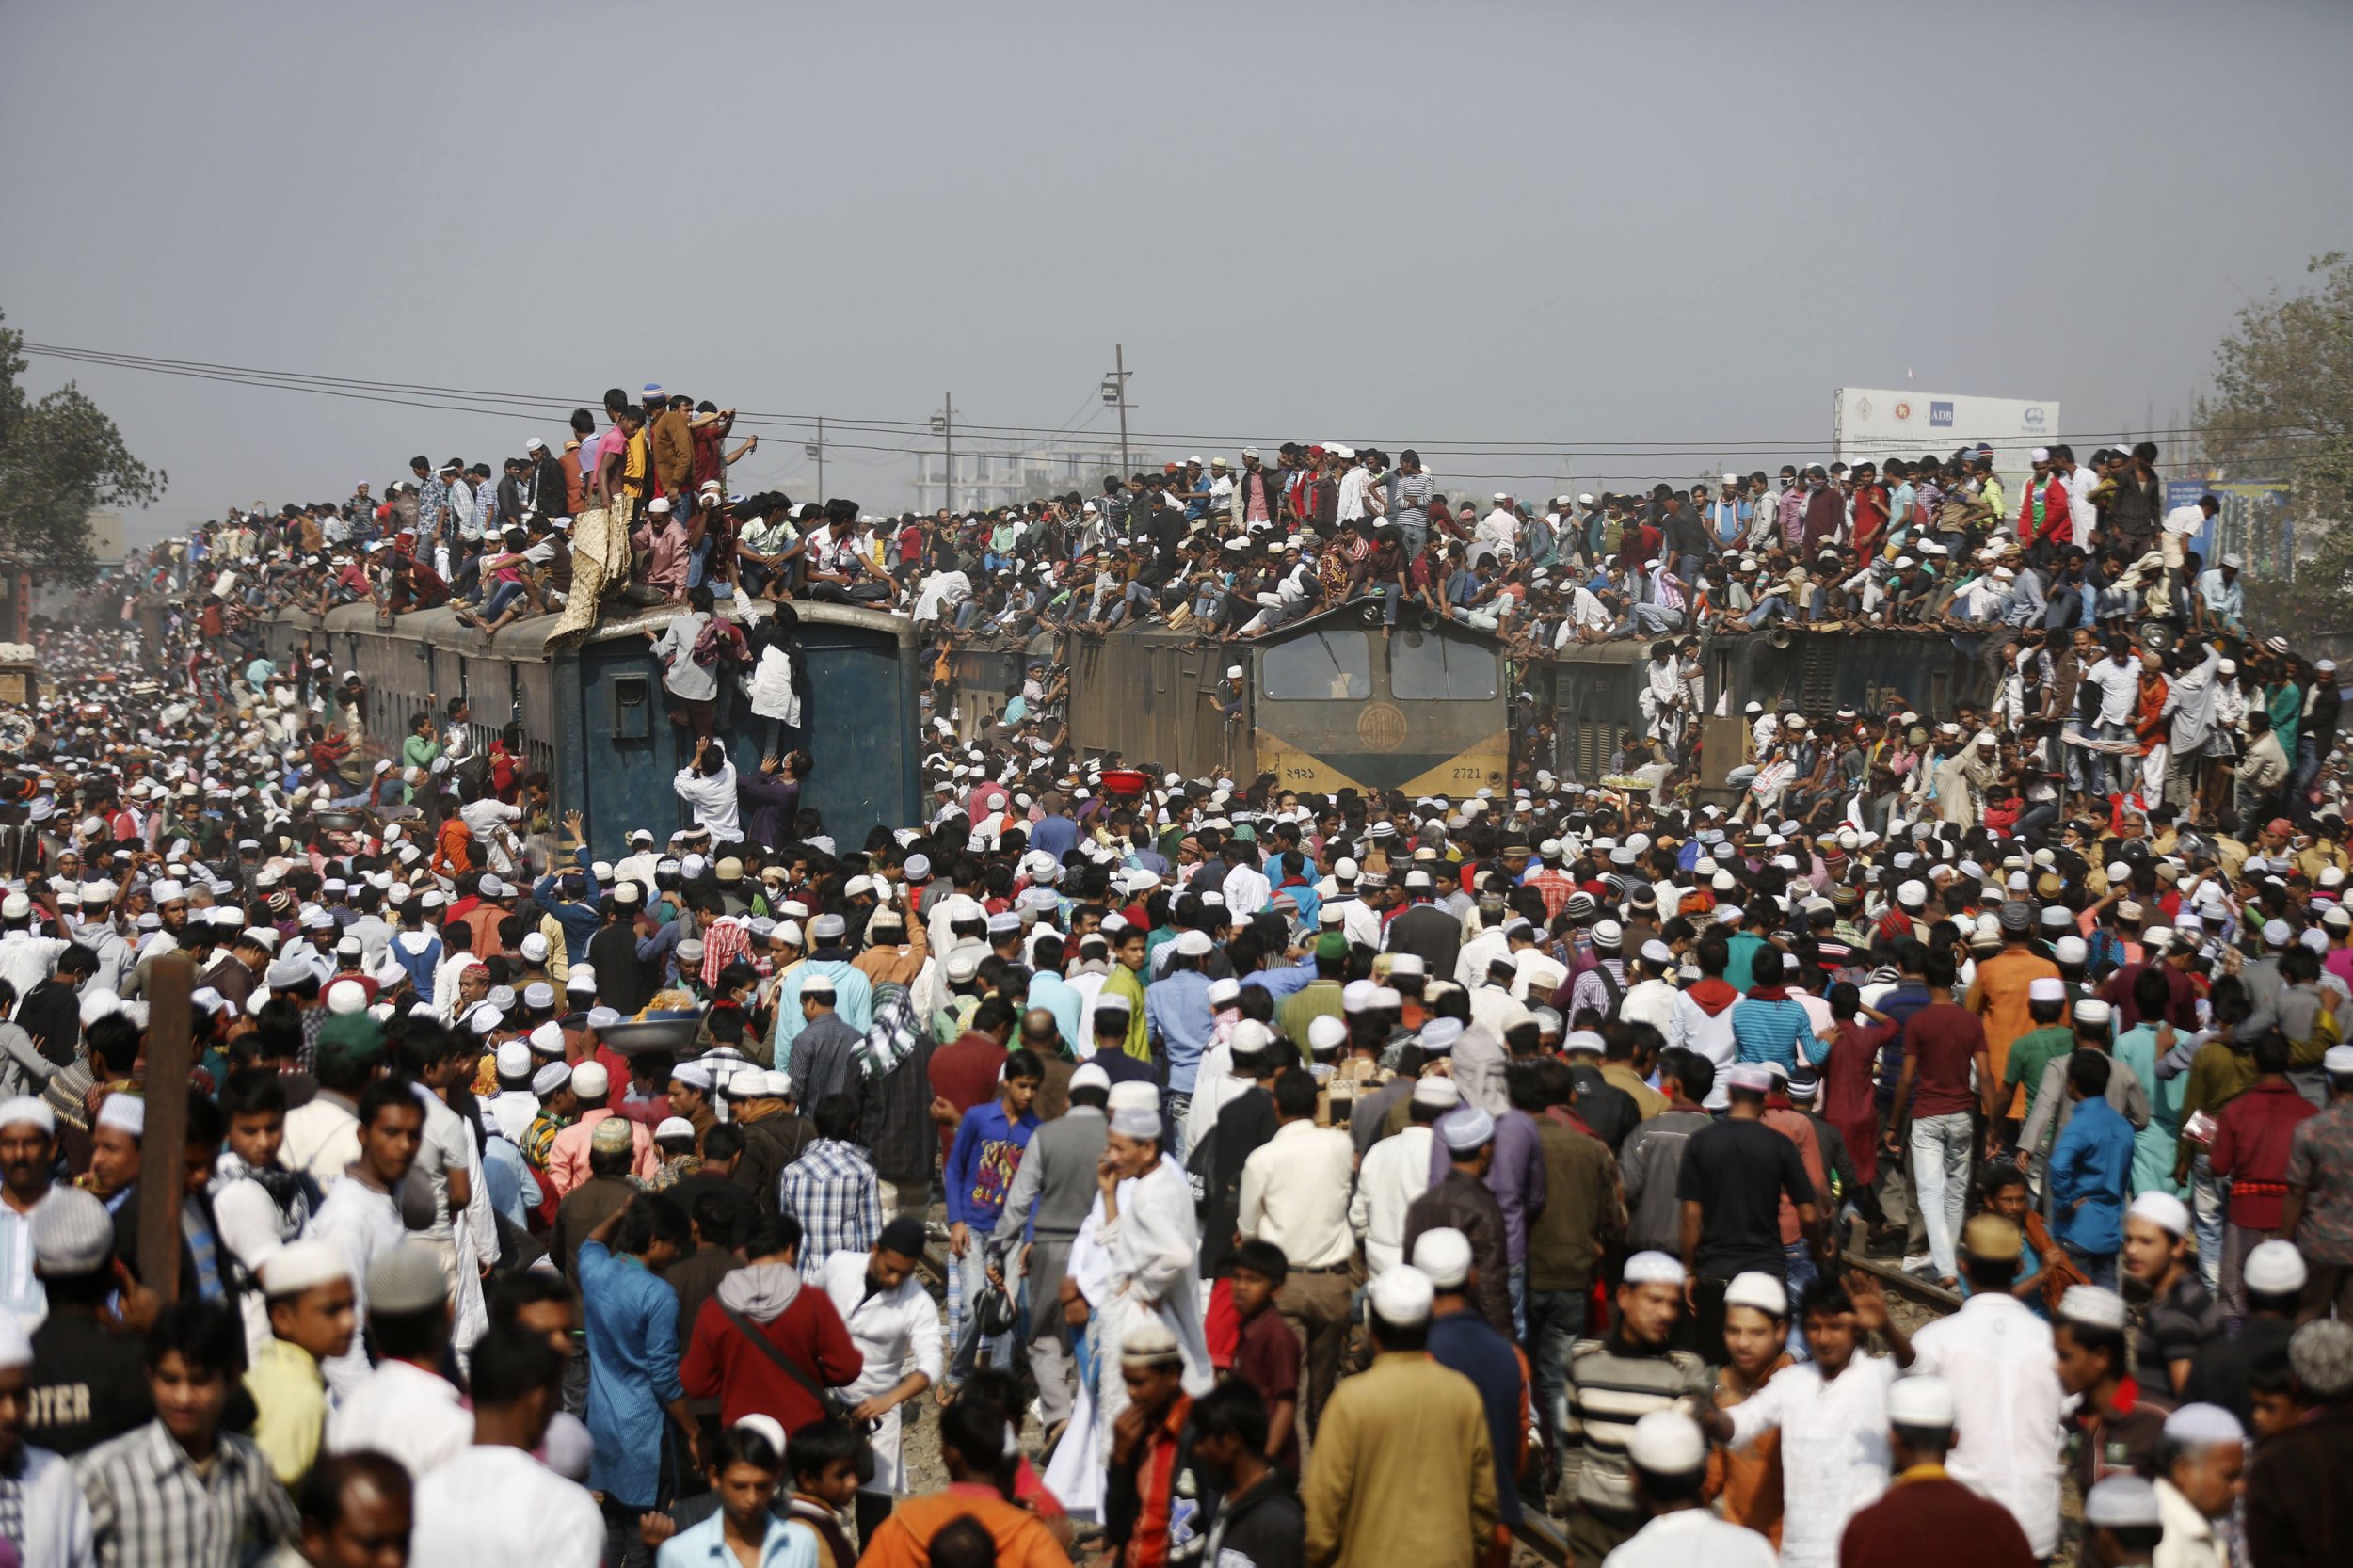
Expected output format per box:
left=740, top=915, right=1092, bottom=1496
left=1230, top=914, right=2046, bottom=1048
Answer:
left=780, top=1140, right=882, bottom=1284
left=75, top=1419, right=297, bottom=1567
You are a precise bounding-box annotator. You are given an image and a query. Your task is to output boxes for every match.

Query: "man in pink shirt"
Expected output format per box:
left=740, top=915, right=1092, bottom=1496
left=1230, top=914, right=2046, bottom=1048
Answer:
left=543, top=1060, right=657, bottom=1199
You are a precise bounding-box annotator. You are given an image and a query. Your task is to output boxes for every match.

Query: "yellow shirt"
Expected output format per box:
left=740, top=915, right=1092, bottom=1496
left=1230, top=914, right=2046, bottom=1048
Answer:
left=245, top=1337, right=327, bottom=1487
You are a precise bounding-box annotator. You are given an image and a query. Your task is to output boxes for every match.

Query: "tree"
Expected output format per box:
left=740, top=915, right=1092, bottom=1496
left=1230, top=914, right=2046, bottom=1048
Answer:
left=2194, top=253, right=2353, bottom=631
left=0, top=311, right=167, bottom=576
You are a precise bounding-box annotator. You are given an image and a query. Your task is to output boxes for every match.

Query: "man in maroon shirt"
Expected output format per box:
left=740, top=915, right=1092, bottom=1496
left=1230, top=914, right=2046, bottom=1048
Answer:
left=1225, top=1240, right=1302, bottom=1473
left=2209, top=1032, right=2318, bottom=1317
left=1838, top=1374, right=2035, bottom=1568
left=1885, top=951, right=1994, bottom=1288
left=928, top=996, right=1014, bottom=1166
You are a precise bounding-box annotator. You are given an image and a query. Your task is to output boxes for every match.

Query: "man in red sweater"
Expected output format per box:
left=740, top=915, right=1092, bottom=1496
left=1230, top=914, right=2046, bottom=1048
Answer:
left=2209, top=1032, right=2318, bottom=1318
left=1838, top=1375, right=2034, bottom=1568
left=680, top=1214, right=863, bottom=1431
left=928, top=997, right=1015, bottom=1165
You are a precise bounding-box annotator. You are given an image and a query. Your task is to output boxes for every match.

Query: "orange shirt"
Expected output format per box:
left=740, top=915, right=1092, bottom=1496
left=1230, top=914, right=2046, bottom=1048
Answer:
left=857, top=1485, right=1071, bottom=1568
left=1967, top=949, right=2060, bottom=1113
left=1706, top=1352, right=1793, bottom=1548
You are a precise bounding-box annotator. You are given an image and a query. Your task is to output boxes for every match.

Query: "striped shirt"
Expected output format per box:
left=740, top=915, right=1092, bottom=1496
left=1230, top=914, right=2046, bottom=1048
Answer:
left=1561, top=1336, right=1711, bottom=1518
left=75, top=1420, right=297, bottom=1568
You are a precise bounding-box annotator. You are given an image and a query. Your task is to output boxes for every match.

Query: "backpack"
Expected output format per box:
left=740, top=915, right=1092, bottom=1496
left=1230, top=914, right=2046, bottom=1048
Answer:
left=691, top=616, right=749, bottom=669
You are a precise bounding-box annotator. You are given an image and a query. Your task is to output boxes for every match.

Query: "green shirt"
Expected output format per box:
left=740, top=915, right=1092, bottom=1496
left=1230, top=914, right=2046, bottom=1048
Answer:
left=2004, top=1025, right=2075, bottom=1121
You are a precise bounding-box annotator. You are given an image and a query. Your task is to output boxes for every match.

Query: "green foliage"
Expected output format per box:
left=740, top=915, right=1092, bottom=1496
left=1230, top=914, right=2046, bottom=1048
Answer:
left=0, top=311, right=167, bottom=576
left=2195, top=254, right=2353, bottom=631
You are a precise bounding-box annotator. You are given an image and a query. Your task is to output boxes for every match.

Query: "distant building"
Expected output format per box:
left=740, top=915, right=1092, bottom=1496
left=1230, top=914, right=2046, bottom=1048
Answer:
left=910, top=440, right=1131, bottom=515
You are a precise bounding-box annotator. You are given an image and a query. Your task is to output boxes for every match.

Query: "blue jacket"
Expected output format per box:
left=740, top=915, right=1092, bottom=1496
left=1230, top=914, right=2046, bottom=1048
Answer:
left=533, top=846, right=602, bottom=964
left=2050, top=1095, right=2136, bottom=1256
left=944, top=1100, right=1039, bottom=1229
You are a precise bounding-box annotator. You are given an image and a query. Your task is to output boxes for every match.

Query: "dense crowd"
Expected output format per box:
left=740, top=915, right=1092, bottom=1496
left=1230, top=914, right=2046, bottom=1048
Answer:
left=0, top=397, right=2344, bottom=1568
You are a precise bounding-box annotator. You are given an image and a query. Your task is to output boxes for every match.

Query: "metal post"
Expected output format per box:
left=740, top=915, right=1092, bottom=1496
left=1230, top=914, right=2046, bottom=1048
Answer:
left=943, top=393, right=954, bottom=515
left=1114, top=345, right=1130, bottom=476
left=815, top=416, right=824, bottom=499
left=136, top=951, right=194, bottom=1304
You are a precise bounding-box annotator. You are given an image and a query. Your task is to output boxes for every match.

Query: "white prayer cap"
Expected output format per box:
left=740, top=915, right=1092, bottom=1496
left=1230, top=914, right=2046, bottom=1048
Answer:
left=0, top=1096, right=54, bottom=1135
left=1722, top=1271, right=1786, bottom=1319
left=2245, top=1239, right=2309, bottom=1296
left=2060, top=1284, right=2128, bottom=1330
left=2127, top=1191, right=2190, bottom=1237
left=1410, top=1227, right=1473, bottom=1289
left=262, top=1239, right=351, bottom=1298
left=2027, top=976, right=2065, bottom=1002
left=1367, top=1265, right=1434, bottom=1329
left=1306, top=1016, right=1348, bottom=1055
left=1411, top=1077, right=1462, bottom=1110
left=2162, top=1402, right=2244, bottom=1445
left=0, top=1314, right=28, bottom=1369
left=570, top=1062, right=610, bottom=1098
left=1622, top=1251, right=1686, bottom=1287
left=1888, top=1375, right=1958, bottom=1429
left=96, top=1095, right=144, bottom=1137
left=1625, top=1411, right=1706, bottom=1475
left=1437, top=1105, right=1496, bottom=1153
left=1069, top=1063, right=1111, bottom=1095
left=2083, top=1475, right=2160, bottom=1528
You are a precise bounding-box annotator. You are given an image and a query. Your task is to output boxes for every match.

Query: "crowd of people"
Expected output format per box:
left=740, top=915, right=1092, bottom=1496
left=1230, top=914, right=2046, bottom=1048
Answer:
left=0, top=402, right=2342, bottom=1568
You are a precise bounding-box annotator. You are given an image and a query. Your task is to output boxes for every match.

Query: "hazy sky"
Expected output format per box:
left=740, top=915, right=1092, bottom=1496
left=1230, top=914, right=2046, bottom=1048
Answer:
left=7, top=0, right=2351, bottom=545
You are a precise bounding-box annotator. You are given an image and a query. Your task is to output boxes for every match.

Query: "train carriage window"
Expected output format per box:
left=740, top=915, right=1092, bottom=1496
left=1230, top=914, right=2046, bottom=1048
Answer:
left=1389, top=632, right=1497, bottom=701
left=1260, top=631, right=1370, bottom=702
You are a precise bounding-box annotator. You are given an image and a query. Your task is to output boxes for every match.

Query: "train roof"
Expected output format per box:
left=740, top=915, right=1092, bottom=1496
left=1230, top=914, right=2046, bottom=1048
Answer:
left=1080, top=599, right=1504, bottom=654
left=300, top=598, right=913, bottom=657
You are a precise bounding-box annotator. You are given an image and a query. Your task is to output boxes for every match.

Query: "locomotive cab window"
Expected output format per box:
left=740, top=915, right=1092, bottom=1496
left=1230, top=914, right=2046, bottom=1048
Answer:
left=1389, top=631, right=1497, bottom=700
left=1260, top=631, right=1370, bottom=702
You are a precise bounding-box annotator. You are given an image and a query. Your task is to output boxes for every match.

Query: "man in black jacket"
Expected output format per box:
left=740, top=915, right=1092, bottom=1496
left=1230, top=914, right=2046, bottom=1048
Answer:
left=1192, top=1381, right=1305, bottom=1567
left=1402, top=1105, right=1513, bottom=1336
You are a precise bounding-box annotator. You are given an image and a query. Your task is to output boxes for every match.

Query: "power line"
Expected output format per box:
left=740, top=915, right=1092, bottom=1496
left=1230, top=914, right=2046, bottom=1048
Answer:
left=22, top=338, right=2315, bottom=463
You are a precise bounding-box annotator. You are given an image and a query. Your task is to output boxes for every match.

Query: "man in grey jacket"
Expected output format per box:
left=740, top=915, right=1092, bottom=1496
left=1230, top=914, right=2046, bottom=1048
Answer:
left=986, top=1061, right=1109, bottom=1434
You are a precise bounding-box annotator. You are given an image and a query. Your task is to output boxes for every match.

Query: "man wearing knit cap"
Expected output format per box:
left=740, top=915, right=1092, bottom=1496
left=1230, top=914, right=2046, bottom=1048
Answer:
left=1092, top=1080, right=1212, bottom=1451
left=1416, top=1226, right=1529, bottom=1532
left=1301, top=1265, right=1496, bottom=1568
left=2183, top=1239, right=2303, bottom=1429
left=1401, top=1106, right=1512, bottom=1337
left=2152, top=1402, right=2244, bottom=1568
left=26, top=1186, right=151, bottom=1457
left=1707, top=1271, right=1793, bottom=1545
left=2245, top=1319, right=2353, bottom=1563
left=1558, top=1252, right=1710, bottom=1564
left=2121, top=1191, right=2219, bottom=1396
left=2208, top=1023, right=2319, bottom=1320
left=544, top=1058, right=656, bottom=1201
left=2056, top=1284, right=2173, bottom=1499
left=1835, top=1375, right=2035, bottom=1568
left=247, top=1239, right=354, bottom=1487
left=2082, top=1473, right=2165, bottom=1567
left=1601, top=1410, right=1776, bottom=1568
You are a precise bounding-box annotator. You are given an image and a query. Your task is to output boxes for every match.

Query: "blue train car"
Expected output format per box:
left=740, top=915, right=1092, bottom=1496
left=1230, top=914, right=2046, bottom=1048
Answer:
left=257, top=600, right=920, bottom=859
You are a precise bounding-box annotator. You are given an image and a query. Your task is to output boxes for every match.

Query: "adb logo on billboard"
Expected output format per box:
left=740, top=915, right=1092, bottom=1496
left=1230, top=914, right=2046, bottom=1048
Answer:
left=1929, top=401, right=1954, bottom=428
left=2024, top=406, right=2048, bottom=430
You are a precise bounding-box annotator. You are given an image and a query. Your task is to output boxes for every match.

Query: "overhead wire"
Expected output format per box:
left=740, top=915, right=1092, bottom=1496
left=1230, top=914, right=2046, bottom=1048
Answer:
left=22, top=340, right=2313, bottom=469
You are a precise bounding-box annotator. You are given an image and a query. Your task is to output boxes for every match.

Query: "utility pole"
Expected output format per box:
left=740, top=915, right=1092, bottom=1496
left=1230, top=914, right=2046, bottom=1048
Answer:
left=805, top=416, right=825, bottom=499
left=931, top=395, right=954, bottom=513
left=1102, top=346, right=1133, bottom=476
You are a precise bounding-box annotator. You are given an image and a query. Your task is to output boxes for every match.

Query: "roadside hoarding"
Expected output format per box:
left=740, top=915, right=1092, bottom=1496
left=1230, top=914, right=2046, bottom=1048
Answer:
left=1831, top=388, right=2059, bottom=494
left=2162, top=477, right=2293, bottom=579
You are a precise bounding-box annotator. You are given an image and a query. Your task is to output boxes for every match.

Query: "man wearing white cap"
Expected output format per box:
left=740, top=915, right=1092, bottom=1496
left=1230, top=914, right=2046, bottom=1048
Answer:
left=1835, top=1375, right=2035, bottom=1567
left=2056, top=1285, right=2170, bottom=1498
left=1085, top=1081, right=1210, bottom=1442
left=0, top=1096, right=58, bottom=1327
left=1416, top=1227, right=1530, bottom=1532
left=1351, top=1077, right=1449, bottom=1274
left=0, top=1306, right=92, bottom=1561
left=1696, top=1267, right=1915, bottom=1568
left=1402, top=1106, right=1512, bottom=1337
left=247, top=1239, right=355, bottom=1487
left=2121, top=1191, right=2219, bottom=1396
left=2208, top=1027, right=2320, bottom=1320
left=1598, top=1410, right=1775, bottom=1568
left=1558, top=1252, right=1710, bottom=1564
left=985, top=1062, right=1111, bottom=1434
left=1300, top=1266, right=1496, bottom=1568
left=2153, top=1402, right=2245, bottom=1568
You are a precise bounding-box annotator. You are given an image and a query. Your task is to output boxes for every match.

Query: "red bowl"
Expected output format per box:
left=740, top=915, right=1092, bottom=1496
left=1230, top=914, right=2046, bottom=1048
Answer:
left=1098, top=768, right=1150, bottom=799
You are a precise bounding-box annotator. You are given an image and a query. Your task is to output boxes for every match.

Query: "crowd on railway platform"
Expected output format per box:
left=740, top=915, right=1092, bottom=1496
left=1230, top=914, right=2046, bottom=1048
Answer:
left=0, top=393, right=2340, bottom=1568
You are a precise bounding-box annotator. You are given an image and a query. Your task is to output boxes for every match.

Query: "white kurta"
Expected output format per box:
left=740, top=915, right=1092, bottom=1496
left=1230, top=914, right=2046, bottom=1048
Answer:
left=822, top=1249, right=944, bottom=1496
left=1722, top=1352, right=1899, bottom=1568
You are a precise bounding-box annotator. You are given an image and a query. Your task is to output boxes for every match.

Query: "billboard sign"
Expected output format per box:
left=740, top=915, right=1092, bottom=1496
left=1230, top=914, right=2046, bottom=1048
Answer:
left=1831, top=388, right=2059, bottom=488
left=2162, top=477, right=2293, bottom=580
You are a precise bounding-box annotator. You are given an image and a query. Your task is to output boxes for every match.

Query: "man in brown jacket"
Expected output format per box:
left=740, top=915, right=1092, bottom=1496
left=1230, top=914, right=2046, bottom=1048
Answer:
left=650, top=393, right=696, bottom=504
